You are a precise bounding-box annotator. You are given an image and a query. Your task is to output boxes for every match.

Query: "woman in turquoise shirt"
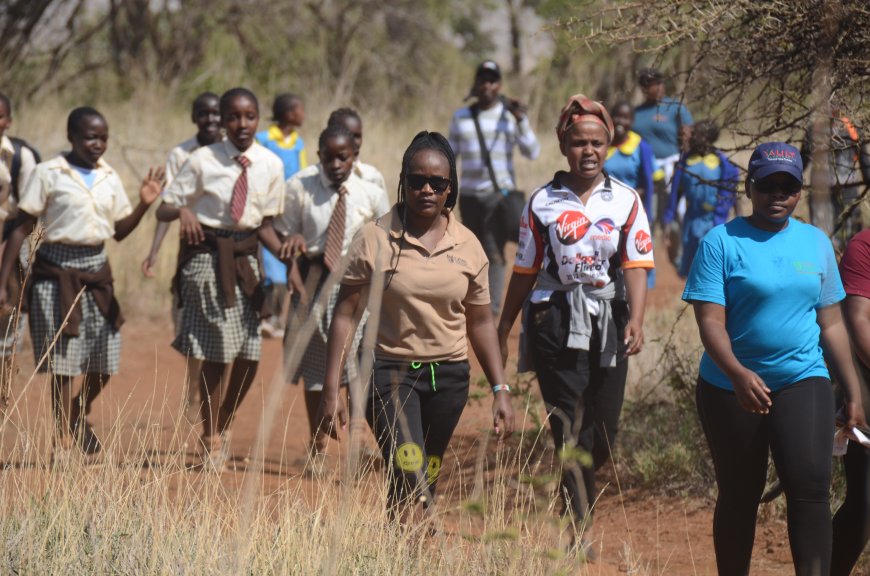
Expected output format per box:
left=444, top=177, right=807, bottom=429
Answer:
left=683, top=142, right=866, bottom=576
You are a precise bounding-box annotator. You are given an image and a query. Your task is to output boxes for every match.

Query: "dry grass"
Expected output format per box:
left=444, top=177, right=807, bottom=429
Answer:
left=0, top=390, right=626, bottom=575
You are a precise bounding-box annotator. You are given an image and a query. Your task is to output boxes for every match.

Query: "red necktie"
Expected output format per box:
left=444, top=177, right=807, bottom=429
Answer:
left=231, top=155, right=251, bottom=223
left=323, top=184, right=348, bottom=272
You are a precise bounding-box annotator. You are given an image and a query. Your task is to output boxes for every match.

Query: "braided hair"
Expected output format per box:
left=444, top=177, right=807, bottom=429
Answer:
left=386, top=131, right=459, bottom=290
left=397, top=130, right=459, bottom=211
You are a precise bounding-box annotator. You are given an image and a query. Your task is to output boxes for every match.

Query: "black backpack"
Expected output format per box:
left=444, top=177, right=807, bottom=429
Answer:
left=7, top=137, right=41, bottom=201
left=3, top=137, right=42, bottom=240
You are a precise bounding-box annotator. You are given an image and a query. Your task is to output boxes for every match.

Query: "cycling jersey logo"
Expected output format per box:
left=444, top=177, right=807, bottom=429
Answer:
left=634, top=230, right=652, bottom=254
left=594, top=218, right=615, bottom=233
left=555, top=211, right=591, bottom=245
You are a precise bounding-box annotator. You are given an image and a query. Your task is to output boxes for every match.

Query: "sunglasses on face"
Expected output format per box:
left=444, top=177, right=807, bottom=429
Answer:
left=406, top=174, right=451, bottom=194
left=751, top=178, right=802, bottom=196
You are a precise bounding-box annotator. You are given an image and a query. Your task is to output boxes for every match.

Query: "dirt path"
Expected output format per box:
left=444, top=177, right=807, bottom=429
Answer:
left=0, top=243, right=798, bottom=574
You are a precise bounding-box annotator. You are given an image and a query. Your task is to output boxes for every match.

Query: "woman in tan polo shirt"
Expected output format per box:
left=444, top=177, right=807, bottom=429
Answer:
left=319, top=131, right=514, bottom=515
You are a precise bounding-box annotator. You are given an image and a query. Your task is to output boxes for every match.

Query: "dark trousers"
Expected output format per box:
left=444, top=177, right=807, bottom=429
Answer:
left=459, top=193, right=506, bottom=314
left=529, top=293, right=629, bottom=521
left=368, top=359, right=469, bottom=509
left=696, top=377, right=834, bottom=576
left=832, top=441, right=870, bottom=576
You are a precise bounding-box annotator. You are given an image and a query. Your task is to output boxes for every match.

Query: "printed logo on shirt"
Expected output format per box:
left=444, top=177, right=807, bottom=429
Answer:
left=561, top=252, right=606, bottom=278
left=590, top=218, right=615, bottom=242
left=792, top=261, right=819, bottom=275
left=446, top=254, right=469, bottom=268
left=546, top=192, right=570, bottom=207
left=555, top=211, right=591, bottom=245
left=635, top=230, right=652, bottom=254
left=520, top=214, right=529, bottom=229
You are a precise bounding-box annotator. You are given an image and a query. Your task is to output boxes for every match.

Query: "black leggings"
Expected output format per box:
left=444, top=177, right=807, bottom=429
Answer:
left=367, top=359, right=469, bottom=509
left=696, top=377, right=834, bottom=576
left=832, top=441, right=870, bottom=576
left=529, top=294, right=629, bottom=521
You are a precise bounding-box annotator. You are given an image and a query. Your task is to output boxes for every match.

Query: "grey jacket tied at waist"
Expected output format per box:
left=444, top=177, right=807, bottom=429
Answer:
left=518, top=272, right=619, bottom=373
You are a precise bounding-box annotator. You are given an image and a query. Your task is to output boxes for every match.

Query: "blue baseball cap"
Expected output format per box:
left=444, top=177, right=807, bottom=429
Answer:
left=748, top=142, right=803, bottom=183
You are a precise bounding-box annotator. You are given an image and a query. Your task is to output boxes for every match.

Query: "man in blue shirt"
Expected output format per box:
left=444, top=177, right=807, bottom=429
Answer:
left=632, top=68, right=693, bottom=228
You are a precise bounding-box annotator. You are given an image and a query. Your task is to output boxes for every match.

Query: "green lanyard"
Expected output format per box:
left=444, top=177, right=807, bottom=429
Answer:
left=410, top=361, right=440, bottom=391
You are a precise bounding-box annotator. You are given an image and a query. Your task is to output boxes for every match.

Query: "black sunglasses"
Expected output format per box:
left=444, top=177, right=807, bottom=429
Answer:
left=751, top=178, right=802, bottom=196
left=406, top=174, right=451, bottom=194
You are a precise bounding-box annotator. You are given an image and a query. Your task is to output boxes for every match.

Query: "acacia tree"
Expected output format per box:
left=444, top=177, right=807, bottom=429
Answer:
left=559, top=0, right=870, bottom=236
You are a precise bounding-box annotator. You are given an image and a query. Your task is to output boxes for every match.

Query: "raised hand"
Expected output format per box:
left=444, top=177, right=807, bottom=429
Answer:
left=139, top=167, right=167, bottom=205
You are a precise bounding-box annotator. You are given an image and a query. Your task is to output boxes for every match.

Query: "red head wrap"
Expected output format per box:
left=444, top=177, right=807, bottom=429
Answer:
left=556, top=94, right=614, bottom=144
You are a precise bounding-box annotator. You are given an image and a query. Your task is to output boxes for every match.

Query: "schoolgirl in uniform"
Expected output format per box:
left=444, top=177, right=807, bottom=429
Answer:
left=0, top=106, right=165, bottom=456
left=497, top=96, right=653, bottom=550
left=140, top=92, right=221, bottom=421
left=326, top=108, right=387, bottom=192
left=276, top=123, right=388, bottom=453
left=0, top=92, right=39, bottom=362
left=141, top=92, right=221, bottom=279
left=319, top=131, right=514, bottom=516
left=662, top=120, right=738, bottom=277
left=156, top=88, right=287, bottom=470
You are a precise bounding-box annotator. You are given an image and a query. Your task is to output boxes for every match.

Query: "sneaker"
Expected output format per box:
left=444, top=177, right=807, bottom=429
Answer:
left=71, top=419, right=102, bottom=455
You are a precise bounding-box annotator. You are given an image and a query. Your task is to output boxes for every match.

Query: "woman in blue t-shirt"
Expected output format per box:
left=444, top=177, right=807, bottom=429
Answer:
left=682, top=142, right=866, bottom=576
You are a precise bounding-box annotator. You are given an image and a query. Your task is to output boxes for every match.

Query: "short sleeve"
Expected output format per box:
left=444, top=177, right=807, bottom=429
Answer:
left=162, top=153, right=201, bottom=206
left=262, top=158, right=284, bottom=217
left=448, top=113, right=462, bottom=156
left=817, top=233, right=846, bottom=308
left=841, top=232, right=870, bottom=299
left=513, top=197, right=542, bottom=274
left=16, top=164, right=49, bottom=217
left=111, top=174, right=133, bottom=222
left=165, top=149, right=182, bottom=185
left=465, top=258, right=490, bottom=306
left=371, top=185, right=390, bottom=219
left=343, top=225, right=377, bottom=286
left=679, top=103, right=694, bottom=126
left=621, top=194, right=655, bottom=269
left=682, top=232, right=726, bottom=305
left=275, top=175, right=304, bottom=236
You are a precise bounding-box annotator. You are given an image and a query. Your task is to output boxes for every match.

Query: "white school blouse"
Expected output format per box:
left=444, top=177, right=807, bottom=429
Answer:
left=17, top=155, right=132, bottom=245
left=162, top=140, right=284, bottom=231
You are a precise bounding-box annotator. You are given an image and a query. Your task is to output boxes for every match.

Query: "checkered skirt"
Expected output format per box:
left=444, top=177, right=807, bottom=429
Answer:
left=29, top=243, right=120, bottom=376
left=290, top=278, right=366, bottom=391
left=172, top=234, right=261, bottom=364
